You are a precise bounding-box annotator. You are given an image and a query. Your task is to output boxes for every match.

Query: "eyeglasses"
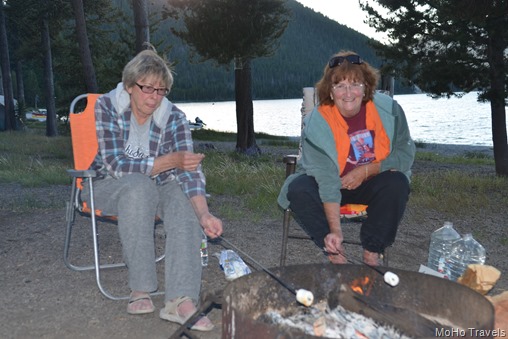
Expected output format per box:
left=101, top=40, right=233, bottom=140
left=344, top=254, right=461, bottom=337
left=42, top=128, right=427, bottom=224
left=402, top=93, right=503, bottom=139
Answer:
left=332, top=82, right=365, bottom=94
left=328, top=55, right=364, bottom=68
left=135, top=83, right=169, bottom=96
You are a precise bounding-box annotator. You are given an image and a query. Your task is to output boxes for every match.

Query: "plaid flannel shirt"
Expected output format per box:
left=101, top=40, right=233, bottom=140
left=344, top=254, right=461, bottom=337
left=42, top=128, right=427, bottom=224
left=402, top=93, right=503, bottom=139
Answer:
left=89, top=88, right=206, bottom=199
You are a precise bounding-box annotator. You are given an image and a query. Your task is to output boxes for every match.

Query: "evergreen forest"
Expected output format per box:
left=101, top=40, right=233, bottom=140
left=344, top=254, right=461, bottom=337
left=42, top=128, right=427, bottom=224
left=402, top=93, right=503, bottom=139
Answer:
left=160, top=0, right=386, bottom=102
left=2, top=0, right=401, bottom=118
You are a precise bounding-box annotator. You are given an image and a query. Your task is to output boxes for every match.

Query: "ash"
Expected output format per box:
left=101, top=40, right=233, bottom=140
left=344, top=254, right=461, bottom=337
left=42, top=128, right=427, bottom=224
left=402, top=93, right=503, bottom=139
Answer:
left=265, top=302, right=412, bottom=339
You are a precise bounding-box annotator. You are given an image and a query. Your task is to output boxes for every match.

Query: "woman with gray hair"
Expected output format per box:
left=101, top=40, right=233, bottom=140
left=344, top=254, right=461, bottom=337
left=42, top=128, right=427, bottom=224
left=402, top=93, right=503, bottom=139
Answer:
left=82, top=48, right=222, bottom=331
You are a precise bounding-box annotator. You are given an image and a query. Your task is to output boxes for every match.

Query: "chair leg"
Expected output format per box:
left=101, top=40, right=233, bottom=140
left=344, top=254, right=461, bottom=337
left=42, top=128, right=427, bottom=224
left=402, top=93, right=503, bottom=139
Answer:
left=63, top=181, right=127, bottom=272
left=64, top=180, right=164, bottom=300
left=63, top=179, right=77, bottom=269
left=66, top=210, right=164, bottom=300
left=63, top=201, right=77, bottom=271
left=280, top=209, right=291, bottom=266
left=87, top=181, right=168, bottom=300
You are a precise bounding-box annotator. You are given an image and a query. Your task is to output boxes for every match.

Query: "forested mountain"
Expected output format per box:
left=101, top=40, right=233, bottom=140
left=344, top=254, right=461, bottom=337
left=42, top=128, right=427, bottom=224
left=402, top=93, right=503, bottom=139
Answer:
left=150, top=0, right=383, bottom=102
left=5, top=0, right=390, bottom=114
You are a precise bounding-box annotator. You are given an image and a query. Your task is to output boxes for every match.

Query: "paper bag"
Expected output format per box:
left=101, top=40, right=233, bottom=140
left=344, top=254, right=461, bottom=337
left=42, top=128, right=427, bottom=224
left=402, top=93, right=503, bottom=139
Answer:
left=458, top=264, right=501, bottom=295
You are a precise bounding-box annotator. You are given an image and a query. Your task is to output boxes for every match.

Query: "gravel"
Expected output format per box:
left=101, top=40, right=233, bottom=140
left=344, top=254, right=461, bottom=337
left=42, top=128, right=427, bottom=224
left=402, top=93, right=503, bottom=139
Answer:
left=0, top=142, right=505, bottom=339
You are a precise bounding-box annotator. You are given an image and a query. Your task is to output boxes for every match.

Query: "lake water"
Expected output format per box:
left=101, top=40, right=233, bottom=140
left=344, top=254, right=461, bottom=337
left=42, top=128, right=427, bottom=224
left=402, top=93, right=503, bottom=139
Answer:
left=176, top=92, right=505, bottom=147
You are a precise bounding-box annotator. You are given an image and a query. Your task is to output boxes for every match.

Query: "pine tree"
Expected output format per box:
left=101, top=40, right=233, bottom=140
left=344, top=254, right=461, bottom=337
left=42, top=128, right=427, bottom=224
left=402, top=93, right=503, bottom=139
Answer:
left=165, top=0, right=290, bottom=154
left=361, top=0, right=508, bottom=176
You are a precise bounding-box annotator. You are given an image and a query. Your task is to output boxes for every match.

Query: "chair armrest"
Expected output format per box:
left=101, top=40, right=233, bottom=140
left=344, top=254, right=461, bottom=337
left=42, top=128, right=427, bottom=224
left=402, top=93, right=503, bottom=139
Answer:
left=66, top=169, right=97, bottom=178
left=283, top=155, right=298, bottom=178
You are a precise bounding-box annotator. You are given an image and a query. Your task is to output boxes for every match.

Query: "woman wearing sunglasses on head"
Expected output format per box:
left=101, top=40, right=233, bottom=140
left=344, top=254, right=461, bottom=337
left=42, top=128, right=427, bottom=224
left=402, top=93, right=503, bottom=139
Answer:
left=278, top=50, right=415, bottom=266
left=80, top=47, right=222, bottom=331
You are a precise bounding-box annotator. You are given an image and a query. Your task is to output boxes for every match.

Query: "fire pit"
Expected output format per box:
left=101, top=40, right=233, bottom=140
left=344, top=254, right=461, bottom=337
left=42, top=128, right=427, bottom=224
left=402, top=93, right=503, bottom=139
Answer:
left=222, top=263, right=494, bottom=338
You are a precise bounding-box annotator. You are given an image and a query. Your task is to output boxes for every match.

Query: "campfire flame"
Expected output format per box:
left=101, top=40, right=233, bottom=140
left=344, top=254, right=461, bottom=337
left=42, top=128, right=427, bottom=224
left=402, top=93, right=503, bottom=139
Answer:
left=350, top=276, right=373, bottom=296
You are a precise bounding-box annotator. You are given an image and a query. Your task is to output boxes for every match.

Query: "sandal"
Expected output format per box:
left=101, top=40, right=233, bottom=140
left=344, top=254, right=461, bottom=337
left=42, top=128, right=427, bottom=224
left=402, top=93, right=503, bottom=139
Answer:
left=127, top=293, right=155, bottom=315
left=159, top=296, right=214, bottom=332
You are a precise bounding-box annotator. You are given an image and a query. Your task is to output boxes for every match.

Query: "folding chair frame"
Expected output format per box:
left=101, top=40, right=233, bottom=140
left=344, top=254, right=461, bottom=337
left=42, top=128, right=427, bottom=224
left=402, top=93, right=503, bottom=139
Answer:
left=63, top=93, right=164, bottom=300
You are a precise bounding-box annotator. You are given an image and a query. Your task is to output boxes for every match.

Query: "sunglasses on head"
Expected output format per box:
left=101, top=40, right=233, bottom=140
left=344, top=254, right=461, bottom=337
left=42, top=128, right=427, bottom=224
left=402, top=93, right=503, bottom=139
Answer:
left=328, top=55, right=364, bottom=68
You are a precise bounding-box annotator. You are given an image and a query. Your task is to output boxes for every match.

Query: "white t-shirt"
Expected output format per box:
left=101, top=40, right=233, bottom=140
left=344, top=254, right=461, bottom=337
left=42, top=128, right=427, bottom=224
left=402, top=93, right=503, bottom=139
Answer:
left=125, top=116, right=151, bottom=159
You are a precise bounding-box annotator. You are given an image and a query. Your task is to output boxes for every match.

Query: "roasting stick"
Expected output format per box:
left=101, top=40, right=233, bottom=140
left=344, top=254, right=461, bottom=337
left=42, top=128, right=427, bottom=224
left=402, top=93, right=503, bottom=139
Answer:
left=219, top=236, right=314, bottom=307
left=324, top=248, right=400, bottom=287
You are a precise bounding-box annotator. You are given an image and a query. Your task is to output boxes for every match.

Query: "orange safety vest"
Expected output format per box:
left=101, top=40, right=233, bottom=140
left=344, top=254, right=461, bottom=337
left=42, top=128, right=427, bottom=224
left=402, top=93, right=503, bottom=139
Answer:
left=318, top=101, right=391, bottom=175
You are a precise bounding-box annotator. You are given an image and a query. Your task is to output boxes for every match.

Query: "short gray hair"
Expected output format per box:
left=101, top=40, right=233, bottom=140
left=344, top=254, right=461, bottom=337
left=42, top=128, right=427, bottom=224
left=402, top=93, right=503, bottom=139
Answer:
left=122, top=49, right=174, bottom=92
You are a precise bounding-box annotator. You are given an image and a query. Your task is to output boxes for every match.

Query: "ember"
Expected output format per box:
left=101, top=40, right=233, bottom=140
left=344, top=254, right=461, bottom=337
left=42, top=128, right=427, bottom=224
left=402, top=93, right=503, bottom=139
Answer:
left=265, top=301, right=411, bottom=338
left=350, top=276, right=373, bottom=295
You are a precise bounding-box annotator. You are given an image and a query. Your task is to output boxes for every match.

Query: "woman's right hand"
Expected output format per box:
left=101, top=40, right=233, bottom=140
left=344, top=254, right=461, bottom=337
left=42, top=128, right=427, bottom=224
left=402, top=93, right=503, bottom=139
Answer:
left=324, top=232, right=347, bottom=264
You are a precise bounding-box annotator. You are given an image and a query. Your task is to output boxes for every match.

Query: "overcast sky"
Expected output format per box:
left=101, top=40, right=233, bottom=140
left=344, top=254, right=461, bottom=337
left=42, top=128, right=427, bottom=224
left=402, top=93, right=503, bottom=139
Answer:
left=294, top=0, right=385, bottom=41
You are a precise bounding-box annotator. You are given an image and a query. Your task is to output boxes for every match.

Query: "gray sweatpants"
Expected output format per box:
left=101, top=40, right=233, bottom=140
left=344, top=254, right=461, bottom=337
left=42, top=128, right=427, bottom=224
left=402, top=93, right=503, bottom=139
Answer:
left=81, top=173, right=202, bottom=303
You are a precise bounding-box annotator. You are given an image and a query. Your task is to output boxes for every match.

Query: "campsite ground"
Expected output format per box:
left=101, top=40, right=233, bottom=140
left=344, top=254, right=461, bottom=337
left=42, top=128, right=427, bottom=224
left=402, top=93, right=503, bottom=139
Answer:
left=0, top=142, right=505, bottom=339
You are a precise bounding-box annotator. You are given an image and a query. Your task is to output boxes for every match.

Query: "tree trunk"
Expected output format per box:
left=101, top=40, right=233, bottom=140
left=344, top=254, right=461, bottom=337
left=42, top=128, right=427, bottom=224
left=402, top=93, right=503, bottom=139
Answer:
left=380, top=74, right=395, bottom=98
left=486, top=16, right=508, bottom=176
left=0, top=4, right=16, bottom=131
left=71, top=0, right=98, bottom=93
left=41, top=14, right=58, bottom=137
left=234, top=58, right=260, bottom=155
left=133, top=0, right=149, bottom=53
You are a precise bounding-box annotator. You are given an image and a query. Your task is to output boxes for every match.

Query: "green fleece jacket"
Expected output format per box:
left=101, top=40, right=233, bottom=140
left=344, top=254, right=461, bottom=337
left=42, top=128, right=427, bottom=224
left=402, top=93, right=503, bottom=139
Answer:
left=277, top=93, right=415, bottom=209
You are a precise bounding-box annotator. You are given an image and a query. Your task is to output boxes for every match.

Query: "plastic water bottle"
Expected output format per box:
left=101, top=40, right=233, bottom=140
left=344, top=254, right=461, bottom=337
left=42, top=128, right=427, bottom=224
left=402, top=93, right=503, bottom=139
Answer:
left=427, top=221, right=460, bottom=277
left=447, top=233, right=486, bottom=281
left=200, top=232, right=208, bottom=267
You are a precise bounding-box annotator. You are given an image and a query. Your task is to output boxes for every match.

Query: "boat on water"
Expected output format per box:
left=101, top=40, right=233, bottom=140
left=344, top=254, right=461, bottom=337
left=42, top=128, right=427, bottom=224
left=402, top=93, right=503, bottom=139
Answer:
left=189, top=117, right=206, bottom=130
left=25, top=109, right=47, bottom=122
left=24, top=111, right=204, bottom=127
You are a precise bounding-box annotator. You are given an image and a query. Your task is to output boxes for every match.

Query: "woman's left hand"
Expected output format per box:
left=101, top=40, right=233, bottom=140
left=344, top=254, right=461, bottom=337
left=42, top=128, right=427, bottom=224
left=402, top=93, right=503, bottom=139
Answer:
left=341, top=166, right=366, bottom=190
left=341, top=163, right=379, bottom=190
left=190, top=195, right=223, bottom=238
left=200, top=212, right=223, bottom=239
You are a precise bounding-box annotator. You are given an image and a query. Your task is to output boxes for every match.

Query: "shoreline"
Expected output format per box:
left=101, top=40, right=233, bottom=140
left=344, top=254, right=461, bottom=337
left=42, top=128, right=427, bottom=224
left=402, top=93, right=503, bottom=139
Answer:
left=206, top=139, right=495, bottom=158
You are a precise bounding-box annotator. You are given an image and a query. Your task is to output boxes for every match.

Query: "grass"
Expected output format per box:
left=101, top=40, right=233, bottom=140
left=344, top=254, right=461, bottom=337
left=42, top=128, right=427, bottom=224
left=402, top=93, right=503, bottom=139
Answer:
left=415, top=149, right=495, bottom=166
left=0, top=130, right=73, bottom=186
left=202, top=151, right=286, bottom=220
left=1, top=126, right=507, bottom=224
left=410, top=169, right=507, bottom=213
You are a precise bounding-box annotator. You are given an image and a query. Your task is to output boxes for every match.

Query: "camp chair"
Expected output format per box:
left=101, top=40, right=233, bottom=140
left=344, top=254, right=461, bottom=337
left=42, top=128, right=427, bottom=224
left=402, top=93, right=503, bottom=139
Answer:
left=63, top=93, right=164, bottom=300
left=279, top=87, right=388, bottom=267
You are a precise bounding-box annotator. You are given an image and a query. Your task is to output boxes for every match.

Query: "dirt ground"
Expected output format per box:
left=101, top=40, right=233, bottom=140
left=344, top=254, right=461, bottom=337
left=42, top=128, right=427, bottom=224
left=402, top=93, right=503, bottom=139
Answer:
left=0, top=143, right=506, bottom=339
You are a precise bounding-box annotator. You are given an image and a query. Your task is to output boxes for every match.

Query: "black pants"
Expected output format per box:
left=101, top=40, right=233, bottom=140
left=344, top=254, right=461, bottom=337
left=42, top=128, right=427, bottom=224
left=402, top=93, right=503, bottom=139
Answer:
left=287, top=171, right=410, bottom=253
